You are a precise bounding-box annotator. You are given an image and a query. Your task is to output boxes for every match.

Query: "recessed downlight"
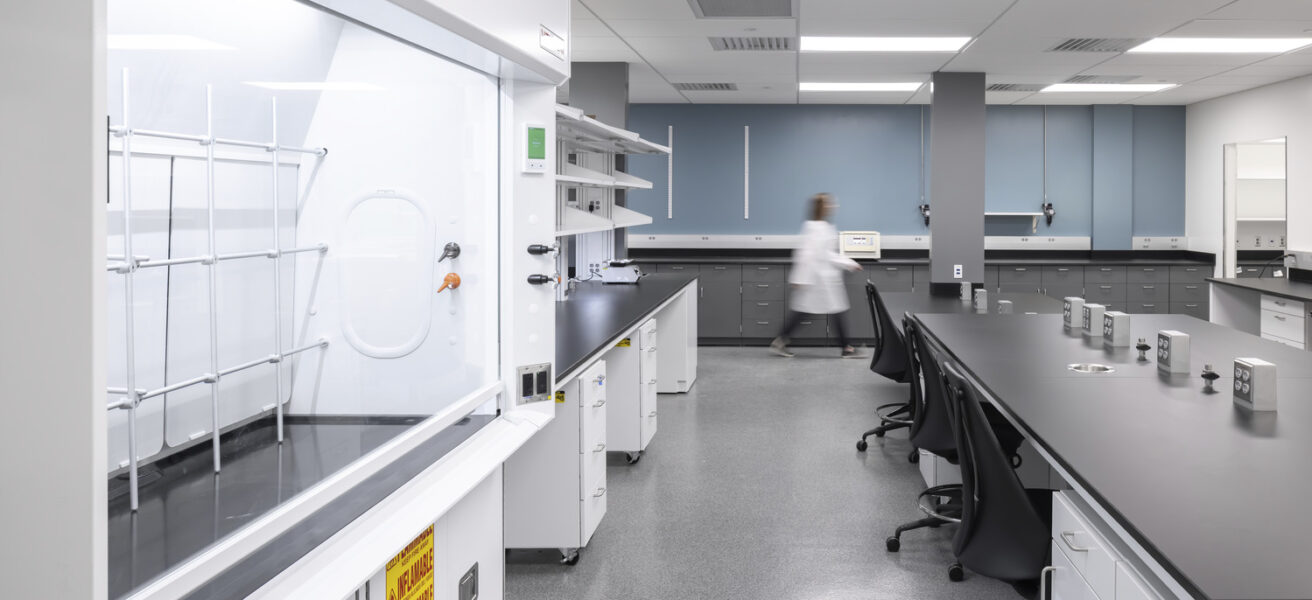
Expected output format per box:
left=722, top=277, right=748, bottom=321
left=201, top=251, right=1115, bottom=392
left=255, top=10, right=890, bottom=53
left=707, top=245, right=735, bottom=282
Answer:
left=1128, top=37, right=1312, bottom=54
left=799, top=36, right=971, bottom=52
left=800, top=82, right=924, bottom=92
left=1040, top=83, right=1176, bottom=93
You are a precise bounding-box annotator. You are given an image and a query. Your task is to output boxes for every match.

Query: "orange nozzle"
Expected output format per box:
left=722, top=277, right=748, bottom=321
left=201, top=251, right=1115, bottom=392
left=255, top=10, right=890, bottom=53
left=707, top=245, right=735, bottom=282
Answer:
left=436, top=272, right=461, bottom=293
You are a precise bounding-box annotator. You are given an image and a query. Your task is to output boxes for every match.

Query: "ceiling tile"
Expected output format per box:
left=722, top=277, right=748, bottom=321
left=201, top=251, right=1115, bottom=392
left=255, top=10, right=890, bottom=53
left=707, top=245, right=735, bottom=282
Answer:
left=986, top=0, right=1232, bottom=39
left=571, top=36, right=642, bottom=62
left=579, top=0, right=698, bottom=20
left=800, top=0, right=1014, bottom=23
left=797, top=18, right=990, bottom=37
left=1168, top=18, right=1312, bottom=37
left=1204, top=0, right=1312, bottom=21
left=607, top=18, right=796, bottom=37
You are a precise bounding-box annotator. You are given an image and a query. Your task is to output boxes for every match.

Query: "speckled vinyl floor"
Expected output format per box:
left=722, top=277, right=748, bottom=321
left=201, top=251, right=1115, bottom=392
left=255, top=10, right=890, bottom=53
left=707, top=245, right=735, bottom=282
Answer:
left=506, top=346, right=1033, bottom=600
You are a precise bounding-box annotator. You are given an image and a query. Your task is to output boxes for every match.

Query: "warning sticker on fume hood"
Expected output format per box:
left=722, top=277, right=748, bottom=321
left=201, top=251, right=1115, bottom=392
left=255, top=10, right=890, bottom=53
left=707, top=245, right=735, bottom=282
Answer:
left=386, top=525, right=433, bottom=600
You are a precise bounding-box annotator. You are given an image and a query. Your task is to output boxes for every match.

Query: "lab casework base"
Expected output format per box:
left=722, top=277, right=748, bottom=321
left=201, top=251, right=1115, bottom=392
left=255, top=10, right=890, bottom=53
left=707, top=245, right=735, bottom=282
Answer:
left=504, top=361, right=609, bottom=563
left=603, top=319, right=659, bottom=461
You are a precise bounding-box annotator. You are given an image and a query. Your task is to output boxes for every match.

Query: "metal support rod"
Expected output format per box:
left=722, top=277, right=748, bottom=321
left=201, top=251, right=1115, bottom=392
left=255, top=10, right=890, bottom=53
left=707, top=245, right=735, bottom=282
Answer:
left=205, top=85, right=222, bottom=473
left=119, top=69, right=142, bottom=512
left=270, top=98, right=286, bottom=444
left=113, top=244, right=326, bottom=272
left=108, top=339, right=328, bottom=407
left=283, top=338, right=329, bottom=358
left=117, top=126, right=327, bottom=156
left=282, top=243, right=328, bottom=255
left=140, top=373, right=212, bottom=402
left=218, top=355, right=278, bottom=378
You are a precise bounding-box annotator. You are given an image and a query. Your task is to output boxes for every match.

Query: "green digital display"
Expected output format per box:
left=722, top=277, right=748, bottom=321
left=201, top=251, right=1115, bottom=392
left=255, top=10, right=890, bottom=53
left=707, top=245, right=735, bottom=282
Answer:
left=527, top=126, right=546, bottom=160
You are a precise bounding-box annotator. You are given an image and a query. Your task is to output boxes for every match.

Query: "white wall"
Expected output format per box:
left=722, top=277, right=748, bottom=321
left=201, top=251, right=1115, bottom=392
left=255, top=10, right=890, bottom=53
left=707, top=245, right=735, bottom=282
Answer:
left=1186, top=75, right=1312, bottom=264
left=1, top=2, right=108, bottom=599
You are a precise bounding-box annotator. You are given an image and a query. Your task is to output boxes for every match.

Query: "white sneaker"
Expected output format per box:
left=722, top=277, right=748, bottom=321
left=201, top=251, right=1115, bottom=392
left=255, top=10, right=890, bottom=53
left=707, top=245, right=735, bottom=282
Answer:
left=770, top=337, right=794, bottom=357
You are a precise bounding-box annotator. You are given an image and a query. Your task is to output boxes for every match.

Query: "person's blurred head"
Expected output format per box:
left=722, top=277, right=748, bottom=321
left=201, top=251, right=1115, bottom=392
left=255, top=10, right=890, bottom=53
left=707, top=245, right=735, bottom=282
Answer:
left=808, top=193, right=834, bottom=221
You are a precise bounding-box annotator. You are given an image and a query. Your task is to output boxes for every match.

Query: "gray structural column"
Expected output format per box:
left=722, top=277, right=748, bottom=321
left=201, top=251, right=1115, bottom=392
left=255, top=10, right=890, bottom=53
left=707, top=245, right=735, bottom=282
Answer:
left=567, top=62, right=631, bottom=256
left=928, top=72, right=986, bottom=289
left=1092, top=105, right=1134, bottom=250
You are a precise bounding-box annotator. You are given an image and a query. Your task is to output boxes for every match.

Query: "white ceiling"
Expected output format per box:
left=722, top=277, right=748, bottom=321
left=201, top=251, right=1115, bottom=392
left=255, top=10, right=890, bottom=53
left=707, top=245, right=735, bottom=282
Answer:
left=570, top=0, right=1312, bottom=104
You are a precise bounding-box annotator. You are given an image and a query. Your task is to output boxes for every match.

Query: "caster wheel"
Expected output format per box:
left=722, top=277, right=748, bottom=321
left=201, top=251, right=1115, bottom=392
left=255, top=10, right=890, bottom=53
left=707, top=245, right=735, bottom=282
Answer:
left=885, top=537, right=900, bottom=552
left=874, top=430, right=887, bottom=438
left=560, top=549, right=580, bottom=566
left=948, top=563, right=964, bottom=582
left=908, top=451, right=920, bottom=464
left=625, top=452, right=643, bottom=465
left=856, top=439, right=869, bottom=452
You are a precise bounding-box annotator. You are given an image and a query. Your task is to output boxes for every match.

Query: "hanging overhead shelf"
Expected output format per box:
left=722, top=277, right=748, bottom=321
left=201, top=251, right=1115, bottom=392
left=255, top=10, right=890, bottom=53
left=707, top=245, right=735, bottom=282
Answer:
left=557, top=206, right=615, bottom=237
left=984, top=211, right=1045, bottom=233
left=555, top=162, right=654, bottom=190
left=555, top=104, right=670, bottom=155
left=611, top=205, right=654, bottom=229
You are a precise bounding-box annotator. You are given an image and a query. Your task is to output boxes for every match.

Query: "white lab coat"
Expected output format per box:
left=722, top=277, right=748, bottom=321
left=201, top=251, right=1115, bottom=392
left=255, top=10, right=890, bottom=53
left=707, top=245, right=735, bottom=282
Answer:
left=787, top=220, right=858, bottom=314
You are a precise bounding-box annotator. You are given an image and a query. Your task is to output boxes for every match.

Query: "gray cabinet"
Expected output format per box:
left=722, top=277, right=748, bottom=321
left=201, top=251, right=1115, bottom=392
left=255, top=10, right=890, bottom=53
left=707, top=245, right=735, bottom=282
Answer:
left=866, top=265, right=913, bottom=292
left=999, top=265, right=1041, bottom=293
left=698, top=264, right=741, bottom=339
left=844, top=283, right=876, bottom=342
left=1042, top=266, right=1082, bottom=300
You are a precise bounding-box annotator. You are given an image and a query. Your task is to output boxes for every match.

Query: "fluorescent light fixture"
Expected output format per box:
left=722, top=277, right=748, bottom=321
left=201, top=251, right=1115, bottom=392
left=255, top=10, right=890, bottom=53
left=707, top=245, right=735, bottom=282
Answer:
left=1128, top=37, right=1312, bottom=54
left=800, top=82, right=924, bottom=92
left=800, top=36, right=971, bottom=52
left=244, top=81, right=384, bottom=91
left=1041, top=83, right=1176, bottom=93
left=108, top=34, right=233, bottom=50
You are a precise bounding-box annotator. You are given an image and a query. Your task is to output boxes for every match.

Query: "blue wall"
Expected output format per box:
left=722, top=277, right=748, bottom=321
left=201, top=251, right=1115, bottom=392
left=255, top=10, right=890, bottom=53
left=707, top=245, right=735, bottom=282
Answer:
left=625, top=104, right=1185, bottom=246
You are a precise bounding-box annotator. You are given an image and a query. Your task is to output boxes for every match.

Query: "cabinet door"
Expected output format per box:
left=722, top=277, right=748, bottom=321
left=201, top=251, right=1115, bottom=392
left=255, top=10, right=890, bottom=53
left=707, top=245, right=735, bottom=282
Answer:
left=579, top=362, right=608, bottom=544
left=845, top=285, right=876, bottom=341
left=699, top=264, right=741, bottom=338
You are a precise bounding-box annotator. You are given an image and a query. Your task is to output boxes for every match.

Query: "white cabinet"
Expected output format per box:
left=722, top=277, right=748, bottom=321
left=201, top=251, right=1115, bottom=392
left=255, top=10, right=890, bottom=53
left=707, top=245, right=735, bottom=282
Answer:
left=1259, top=294, right=1306, bottom=349
left=656, top=285, right=698, bottom=393
left=1047, top=491, right=1164, bottom=600
left=603, top=319, right=659, bottom=461
left=504, top=361, right=607, bottom=563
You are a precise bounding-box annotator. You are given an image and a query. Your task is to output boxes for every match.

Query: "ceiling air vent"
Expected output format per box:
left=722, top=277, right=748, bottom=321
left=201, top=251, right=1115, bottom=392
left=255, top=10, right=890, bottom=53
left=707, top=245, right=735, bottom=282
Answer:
left=1064, top=74, right=1139, bottom=84
left=672, top=83, right=739, bottom=91
left=687, top=0, right=793, bottom=18
left=987, top=83, right=1046, bottom=92
left=1047, top=38, right=1144, bottom=53
left=709, top=36, right=793, bottom=51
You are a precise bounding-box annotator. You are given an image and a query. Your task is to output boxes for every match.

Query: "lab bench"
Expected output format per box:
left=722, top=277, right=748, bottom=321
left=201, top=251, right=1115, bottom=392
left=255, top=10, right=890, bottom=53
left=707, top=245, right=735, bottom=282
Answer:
left=635, top=255, right=1214, bottom=345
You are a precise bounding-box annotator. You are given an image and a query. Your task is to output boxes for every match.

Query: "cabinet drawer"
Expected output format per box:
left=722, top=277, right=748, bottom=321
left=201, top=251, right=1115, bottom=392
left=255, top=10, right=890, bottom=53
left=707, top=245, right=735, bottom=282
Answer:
left=1169, top=265, right=1209, bottom=283
left=742, top=300, right=785, bottom=322
left=1083, top=265, right=1126, bottom=284
left=640, top=381, right=658, bottom=448
left=1127, top=266, right=1169, bottom=284
left=699, top=263, right=741, bottom=282
left=912, top=265, right=929, bottom=288
left=1050, top=540, right=1099, bottom=600
left=1045, top=285, right=1084, bottom=301
left=984, top=265, right=1000, bottom=290
left=1128, top=302, right=1165, bottom=314
left=742, top=319, right=779, bottom=338
left=1236, top=265, right=1264, bottom=278
left=582, top=440, right=607, bottom=491
left=793, top=316, right=829, bottom=339
left=866, top=265, right=913, bottom=292
left=1126, top=284, right=1167, bottom=303
left=742, top=281, right=786, bottom=301
left=1261, top=294, right=1305, bottom=317
left=1053, top=492, right=1117, bottom=600
left=659, top=263, right=698, bottom=274
left=580, top=455, right=607, bottom=544
left=1261, top=309, right=1305, bottom=342
left=1044, top=266, right=1083, bottom=286
left=999, top=265, right=1042, bottom=285
left=1170, top=302, right=1208, bottom=320
left=1085, top=283, right=1126, bottom=304
left=1000, top=283, right=1040, bottom=293
left=1170, top=283, right=1206, bottom=302
left=1262, top=332, right=1306, bottom=350
left=741, top=263, right=786, bottom=282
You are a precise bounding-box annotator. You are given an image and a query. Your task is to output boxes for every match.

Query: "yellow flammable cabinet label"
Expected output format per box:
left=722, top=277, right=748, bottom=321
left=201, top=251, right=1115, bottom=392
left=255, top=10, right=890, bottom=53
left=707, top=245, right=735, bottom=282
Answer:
left=616, top=338, right=631, bottom=347
left=386, top=524, right=434, bottom=600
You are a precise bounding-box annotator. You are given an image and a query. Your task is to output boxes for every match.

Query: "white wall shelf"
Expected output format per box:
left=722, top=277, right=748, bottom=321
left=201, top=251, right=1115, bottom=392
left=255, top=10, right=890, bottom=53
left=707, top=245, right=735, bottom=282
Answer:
left=555, top=162, right=653, bottom=190
left=555, top=104, right=670, bottom=155
left=557, top=206, right=614, bottom=237
left=985, top=211, right=1045, bottom=233
left=611, top=205, right=654, bottom=229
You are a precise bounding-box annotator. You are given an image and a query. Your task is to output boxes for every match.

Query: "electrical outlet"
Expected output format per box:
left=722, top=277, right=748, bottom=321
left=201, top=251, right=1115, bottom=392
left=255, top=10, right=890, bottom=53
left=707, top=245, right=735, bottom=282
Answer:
left=953, top=264, right=963, bottom=279
left=1082, top=303, right=1105, bottom=338
left=1233, top=358, right=1276, bottom=411
left=1063, top=297, right=1084, bottom=330
left=1157, top=330, right=1190, bottom=374
left=1103, top=311, right=1131, bottom=348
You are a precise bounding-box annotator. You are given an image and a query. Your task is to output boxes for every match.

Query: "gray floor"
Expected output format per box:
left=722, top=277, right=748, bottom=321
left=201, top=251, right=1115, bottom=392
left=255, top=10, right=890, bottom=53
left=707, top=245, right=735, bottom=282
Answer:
left=507, top=346, right=1030, bottom=600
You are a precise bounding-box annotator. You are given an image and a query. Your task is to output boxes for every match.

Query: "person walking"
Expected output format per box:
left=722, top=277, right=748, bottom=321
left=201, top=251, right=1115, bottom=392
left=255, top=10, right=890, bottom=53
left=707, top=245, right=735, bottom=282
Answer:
left=771, top=193, right=863, bottom=358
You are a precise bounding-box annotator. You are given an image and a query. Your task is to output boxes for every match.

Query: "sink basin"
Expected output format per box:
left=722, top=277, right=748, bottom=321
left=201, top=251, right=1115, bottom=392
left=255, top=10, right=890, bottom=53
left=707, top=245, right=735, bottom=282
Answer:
left=1068, top=363, right=1115, bottom=374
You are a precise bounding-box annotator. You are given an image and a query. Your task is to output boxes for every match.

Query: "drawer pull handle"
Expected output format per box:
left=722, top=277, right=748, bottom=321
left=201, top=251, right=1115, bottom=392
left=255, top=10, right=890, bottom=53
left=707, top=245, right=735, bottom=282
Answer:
left=1275, top=314, right=1287, bottom=321
left=647, top=346, right=658, bottom=352
left=757, top=321, right=769, bottom=325
left=593, top=487, right=607, bottom=498
left=1057, top=268, right=1069, bottom=272
left=1100, top=285, right=1111, bottom=289
left=757, top=284, right=769, bottom=288
left=593, top=443, right=606, bottom=453
left=1040, top=566, right=1057, bottom=600
left=1143, top=285, right=1155, bottom=290
left=593, top=399, right=606, bottom=407
left=648, top=410, right=657, bottom=417
left=1186, top=304, right=1198, bottom=308
left=714, top=266, right=727, bottom=270
left=671, top=266, right=685, bottom=270
left=1185, top=285, right=1198, bottom=290
left=1015, top=268, right=1026, bottom=272
left=1143, top=304, right=1155, bottom=308
left=1144, top=268, right=1155, bottom=272
left=1060, top=531, right=1092, bottom=553
left=757, top=302, right=769, bottom=306
left=1101, top=267, right=1112, bottom=271
left=648, top=379, right=657, bottom=385
left=757, top=266, right=769, bottom=270
left=1275, top=300, right=1287, bottom=306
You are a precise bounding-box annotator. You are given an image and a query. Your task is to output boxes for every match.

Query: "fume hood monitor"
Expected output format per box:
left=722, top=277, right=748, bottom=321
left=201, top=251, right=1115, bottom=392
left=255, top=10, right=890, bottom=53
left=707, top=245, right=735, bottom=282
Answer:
left=839, top=231, right=881, bottom=260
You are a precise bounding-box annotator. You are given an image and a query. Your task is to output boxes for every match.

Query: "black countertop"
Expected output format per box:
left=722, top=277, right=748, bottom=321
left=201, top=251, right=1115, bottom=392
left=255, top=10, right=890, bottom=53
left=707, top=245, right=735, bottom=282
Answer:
left=914, top=312, right=1312, bottom=600
left=882, top=291, right=1063, bottom=318
left=556, top=273, right=698, bottom=382
left=1208, top=276, right=1312, bottom=304
left=632, top=256, right=1212, bottom=267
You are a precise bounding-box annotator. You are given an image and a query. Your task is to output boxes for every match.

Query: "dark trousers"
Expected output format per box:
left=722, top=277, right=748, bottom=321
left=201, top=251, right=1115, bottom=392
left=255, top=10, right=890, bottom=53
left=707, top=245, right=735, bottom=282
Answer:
left=778, top=310, right=851, bottom=347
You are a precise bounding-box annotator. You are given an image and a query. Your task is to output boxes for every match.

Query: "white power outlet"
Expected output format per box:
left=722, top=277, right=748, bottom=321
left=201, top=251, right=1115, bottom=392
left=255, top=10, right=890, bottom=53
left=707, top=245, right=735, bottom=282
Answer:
left=953, top=264, right=963, bottom=279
